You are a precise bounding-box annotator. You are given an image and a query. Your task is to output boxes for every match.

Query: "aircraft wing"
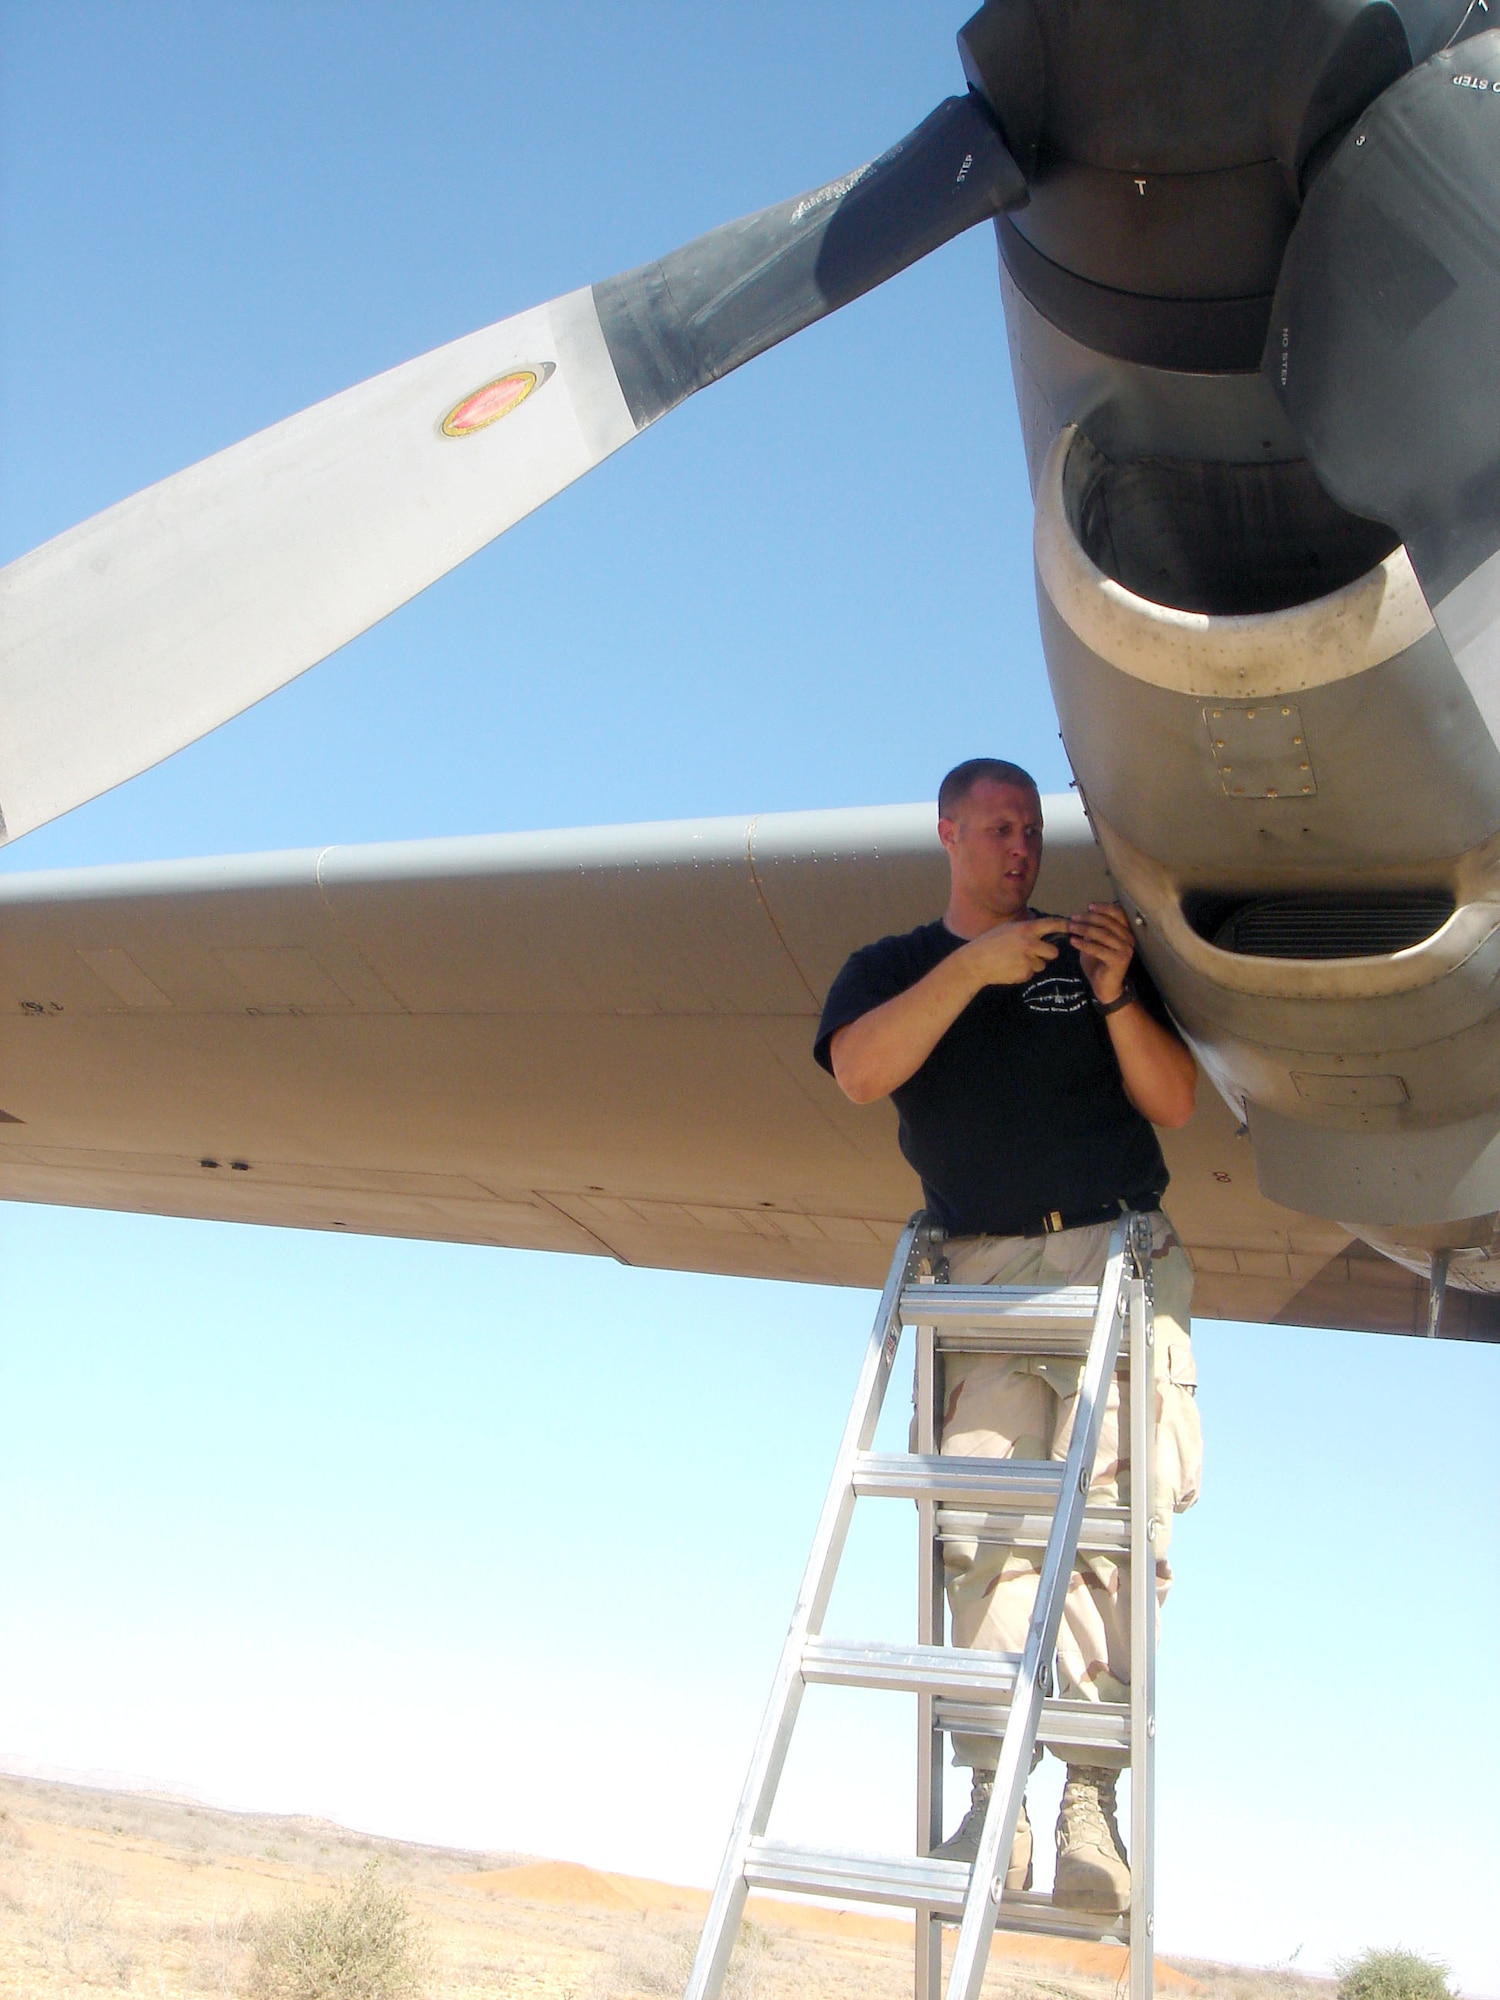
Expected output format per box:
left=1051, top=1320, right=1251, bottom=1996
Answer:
left=0, top=795, right=1491, bottom=1340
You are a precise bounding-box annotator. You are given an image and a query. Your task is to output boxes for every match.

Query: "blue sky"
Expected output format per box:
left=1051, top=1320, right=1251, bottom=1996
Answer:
left=1, top=3, right=1496, bottom=1990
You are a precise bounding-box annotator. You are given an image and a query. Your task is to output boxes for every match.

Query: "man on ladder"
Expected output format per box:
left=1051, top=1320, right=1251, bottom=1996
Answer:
left=814, top=757, right=1203, bottom=1913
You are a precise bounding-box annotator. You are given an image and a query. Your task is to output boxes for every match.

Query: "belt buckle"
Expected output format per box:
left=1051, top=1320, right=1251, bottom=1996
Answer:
left=1043, top=1209, right=1064, bottom=1235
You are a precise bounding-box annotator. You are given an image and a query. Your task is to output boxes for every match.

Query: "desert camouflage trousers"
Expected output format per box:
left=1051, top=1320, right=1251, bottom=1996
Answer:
left=937, top=1210, right=1202, bottom=1772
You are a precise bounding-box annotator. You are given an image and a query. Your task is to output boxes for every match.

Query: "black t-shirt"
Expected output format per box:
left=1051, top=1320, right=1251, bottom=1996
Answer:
left=813, top=918, right=1170, bottom=1236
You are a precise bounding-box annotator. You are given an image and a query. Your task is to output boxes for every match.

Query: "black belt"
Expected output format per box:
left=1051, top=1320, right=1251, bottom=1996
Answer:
left=1021, top=1198, right=1130, bottom=1238
left=925, top=1193, right=1164, bottom=1242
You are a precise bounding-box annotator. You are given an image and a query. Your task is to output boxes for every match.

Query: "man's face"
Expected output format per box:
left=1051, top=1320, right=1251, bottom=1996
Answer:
left=939, top=778, right=1044, bottom=921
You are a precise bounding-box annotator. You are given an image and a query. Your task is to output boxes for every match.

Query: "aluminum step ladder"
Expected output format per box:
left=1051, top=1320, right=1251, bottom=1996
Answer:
left=684, top=1210, right=1158, bottom=2000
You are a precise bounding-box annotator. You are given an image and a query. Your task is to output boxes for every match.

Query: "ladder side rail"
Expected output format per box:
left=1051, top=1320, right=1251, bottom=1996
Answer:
left=1128, top=1230, right=1157, bottom=2000
left=944, top=1218, right=1134, bottom=2000
left=915, top=1313, right=944, bottom=2000
left=684, top=1218, right=925, bottom=2000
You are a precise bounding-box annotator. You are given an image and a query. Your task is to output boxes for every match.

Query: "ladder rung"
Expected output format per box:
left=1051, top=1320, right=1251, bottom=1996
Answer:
left=934, top=1694, right=1130, bottom=1757
left=933, top=1330, right=1130, bottom=1364
left=802, top=1637, right=1020, bottom=1699
left=989, top=1890, right=1129, bottom=1944
left=743, top=1838, right=968, bottom=1915
left=937, top=1504, right=1130, bottom=1555
left=854, top=1451, right=1065, bottom=1510
left=901, top=1286, right=1129, bottom=1359
left=900, top=1285, right=1099, bottom=1335
left=933, top=1337, right=1129, bottom=1364
left=801, top=1644, right=1131, bottom=1755
left=741, top=1844, right=1129, bottom=1944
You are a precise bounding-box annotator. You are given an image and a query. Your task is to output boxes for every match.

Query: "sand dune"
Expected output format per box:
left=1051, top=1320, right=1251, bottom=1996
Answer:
left=468, top=1855, right=1203, bottom=1983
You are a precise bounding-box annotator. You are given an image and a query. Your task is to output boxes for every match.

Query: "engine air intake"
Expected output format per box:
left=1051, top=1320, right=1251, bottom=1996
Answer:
left=1184, top=891, right=1455, bottom=959
left=1062, top=433, right=1399, bottom=616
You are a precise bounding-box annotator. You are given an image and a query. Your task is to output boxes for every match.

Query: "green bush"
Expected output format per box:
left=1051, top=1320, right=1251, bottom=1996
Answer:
left=249, top=1862, right=430, bottom=2000
left=1336, top=1947, right=1455, bottom=2000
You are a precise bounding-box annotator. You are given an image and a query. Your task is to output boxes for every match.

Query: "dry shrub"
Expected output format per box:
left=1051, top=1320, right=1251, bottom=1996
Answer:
left=1169, top=1963, right=1335, bottom=2000
left=1336, top=1950, right=1454, bottom=2000
left=596, top=1920, right=770, bottom=2000
left=47, top=1858, right=113, bottom=1970
left=249, top=1862, right=430, bottom=2000
left=190, top=1907, right=254, bottom=1995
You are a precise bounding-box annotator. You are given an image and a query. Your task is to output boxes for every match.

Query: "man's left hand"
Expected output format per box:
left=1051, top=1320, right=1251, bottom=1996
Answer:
left=1067, top=903, right=1136, bottom=1006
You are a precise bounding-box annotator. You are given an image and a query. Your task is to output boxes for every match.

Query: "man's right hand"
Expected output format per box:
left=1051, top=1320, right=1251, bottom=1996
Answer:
left=960, top=916, right=1062, bottom=990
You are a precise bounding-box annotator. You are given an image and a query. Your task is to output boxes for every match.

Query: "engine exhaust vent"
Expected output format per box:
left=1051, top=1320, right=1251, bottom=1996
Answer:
left=1184, top=891, right=1455, bottom=959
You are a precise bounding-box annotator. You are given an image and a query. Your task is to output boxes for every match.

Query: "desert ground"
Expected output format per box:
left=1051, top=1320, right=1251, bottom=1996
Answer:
left=0, top=1772, right=1331, bottom=2000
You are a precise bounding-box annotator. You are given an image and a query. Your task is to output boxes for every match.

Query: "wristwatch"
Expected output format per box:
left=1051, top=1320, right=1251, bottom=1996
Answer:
left=1094, top=980, right=1136, bottom=1017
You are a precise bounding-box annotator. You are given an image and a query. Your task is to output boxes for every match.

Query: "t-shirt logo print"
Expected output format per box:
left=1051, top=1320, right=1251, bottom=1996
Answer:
left=1022, top=969, right=1092, bottom=1015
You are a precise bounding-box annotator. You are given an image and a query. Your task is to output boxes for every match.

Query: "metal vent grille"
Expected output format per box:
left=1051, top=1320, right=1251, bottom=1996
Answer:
left=1209, top=893, right=1455, bottom=959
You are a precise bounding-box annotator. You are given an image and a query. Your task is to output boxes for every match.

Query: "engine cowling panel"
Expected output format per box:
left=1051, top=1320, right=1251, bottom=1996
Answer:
left=1034, top=424, right=1500, bottom=1247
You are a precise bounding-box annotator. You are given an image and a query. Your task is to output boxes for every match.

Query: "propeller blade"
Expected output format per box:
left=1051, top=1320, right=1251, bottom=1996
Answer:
left=1268, top=32, right=1500, bottom=734
left=0, top=93, right=1020, bottom=845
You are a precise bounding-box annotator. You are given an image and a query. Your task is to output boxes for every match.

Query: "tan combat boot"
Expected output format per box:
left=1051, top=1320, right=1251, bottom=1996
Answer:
left=931, top=1771, right=1033, bottom=1888
left=1052, top=1765, right=1130, bottom=1911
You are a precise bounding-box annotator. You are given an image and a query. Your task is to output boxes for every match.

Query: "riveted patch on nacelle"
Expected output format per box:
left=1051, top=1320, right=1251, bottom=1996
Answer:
left=1203, top=701, right=1315, bottom=798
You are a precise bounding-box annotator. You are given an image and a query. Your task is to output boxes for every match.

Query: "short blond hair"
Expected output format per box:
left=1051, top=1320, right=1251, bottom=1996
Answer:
left=938, top=758, right=1039, bottom=819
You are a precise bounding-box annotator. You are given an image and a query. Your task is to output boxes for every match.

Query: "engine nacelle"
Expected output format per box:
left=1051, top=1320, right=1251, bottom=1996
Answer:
left=1035, top=423, right=1500, bottom=1254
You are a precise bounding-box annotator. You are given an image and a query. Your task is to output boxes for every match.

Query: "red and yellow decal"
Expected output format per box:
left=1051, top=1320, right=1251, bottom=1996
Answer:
left=440, top=361, right=555, bottom=437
